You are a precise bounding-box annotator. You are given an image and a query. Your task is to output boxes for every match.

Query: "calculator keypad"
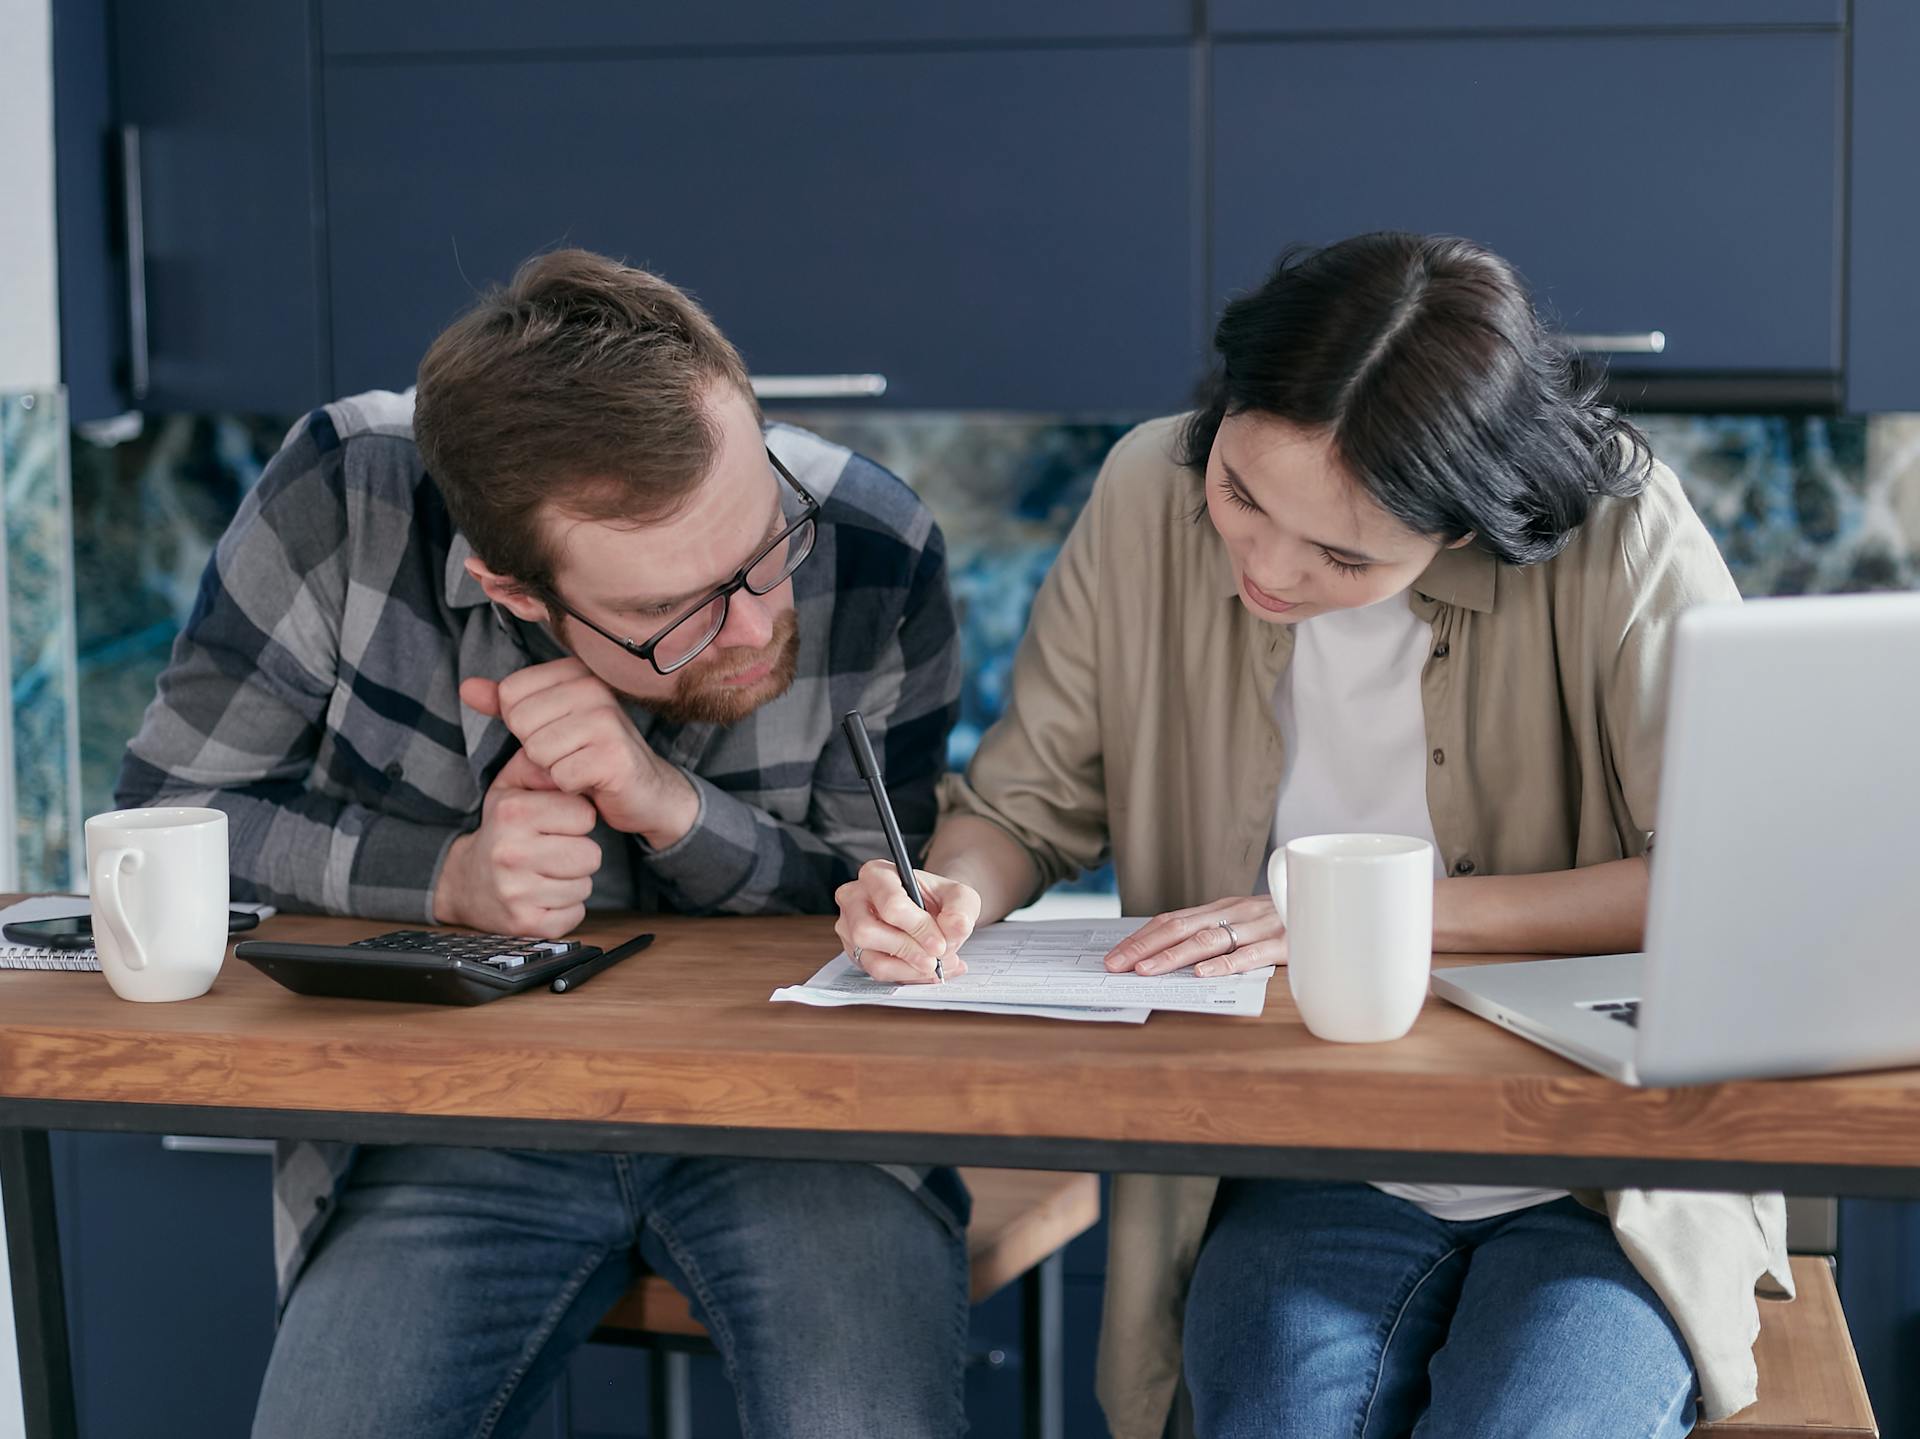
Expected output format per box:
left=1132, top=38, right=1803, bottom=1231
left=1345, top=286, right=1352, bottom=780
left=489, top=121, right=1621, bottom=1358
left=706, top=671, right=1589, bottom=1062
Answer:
left=347, top=931, right=583, bottom=969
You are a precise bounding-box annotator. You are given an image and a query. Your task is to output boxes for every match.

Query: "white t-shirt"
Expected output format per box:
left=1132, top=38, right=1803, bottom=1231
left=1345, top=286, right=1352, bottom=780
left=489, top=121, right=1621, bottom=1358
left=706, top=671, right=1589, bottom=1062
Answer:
left=1269, top=592, right=1563, bottom=1222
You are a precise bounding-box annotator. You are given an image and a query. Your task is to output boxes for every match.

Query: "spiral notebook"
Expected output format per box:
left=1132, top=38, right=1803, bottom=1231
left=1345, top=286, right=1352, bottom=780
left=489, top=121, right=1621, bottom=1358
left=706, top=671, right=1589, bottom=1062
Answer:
left=0, top=896, right=99, bottom=969
left=0, top=896, right=277, bottom=971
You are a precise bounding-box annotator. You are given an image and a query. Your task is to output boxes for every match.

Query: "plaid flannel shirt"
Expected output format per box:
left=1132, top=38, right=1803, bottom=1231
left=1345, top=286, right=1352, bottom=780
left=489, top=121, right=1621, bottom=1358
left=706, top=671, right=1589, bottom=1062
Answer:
left=116, top=390, right=965, bottom=1305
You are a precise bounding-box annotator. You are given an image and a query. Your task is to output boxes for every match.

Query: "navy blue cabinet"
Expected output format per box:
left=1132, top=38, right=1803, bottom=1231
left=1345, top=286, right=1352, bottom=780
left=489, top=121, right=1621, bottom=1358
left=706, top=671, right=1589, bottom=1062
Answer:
left=105, top=0, right=328, bottom=417
left=324, top=46, right=1198, bottom=411
left=53, top=0, right=328, bottom=420
left=320, top=0, right=1190, bottom=55
left=1210, top=31, right=1844, bottom=377
left=49, top=0, right=118, bottom=423
left=1844, top=0, right=1920, bottom=412
left=1840, top=1200, right=1920, bottom=1439
left=56, top=2, right=1918, bottom=412
left=1210, top=0, right=1844, bottom=33
left=51, top=1132, right=278, bottom=1438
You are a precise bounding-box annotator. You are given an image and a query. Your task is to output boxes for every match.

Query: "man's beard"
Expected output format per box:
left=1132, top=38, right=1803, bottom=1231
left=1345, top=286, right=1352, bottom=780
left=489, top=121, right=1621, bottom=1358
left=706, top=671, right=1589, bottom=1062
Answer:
left=639, top=609, right=801, bottom=726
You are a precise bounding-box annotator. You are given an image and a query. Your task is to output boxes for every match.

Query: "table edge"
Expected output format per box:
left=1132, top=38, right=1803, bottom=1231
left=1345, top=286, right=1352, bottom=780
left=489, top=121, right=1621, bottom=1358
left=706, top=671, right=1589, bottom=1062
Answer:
left=5, top=1097, right=1918, bottom=1197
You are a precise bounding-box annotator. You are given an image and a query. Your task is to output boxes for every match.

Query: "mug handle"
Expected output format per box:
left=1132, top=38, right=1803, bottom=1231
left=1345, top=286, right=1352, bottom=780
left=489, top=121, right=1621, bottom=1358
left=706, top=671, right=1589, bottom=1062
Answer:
left=92, top=847, right=148, bottom=971
left=1266, top=847, right=1289, bottom=928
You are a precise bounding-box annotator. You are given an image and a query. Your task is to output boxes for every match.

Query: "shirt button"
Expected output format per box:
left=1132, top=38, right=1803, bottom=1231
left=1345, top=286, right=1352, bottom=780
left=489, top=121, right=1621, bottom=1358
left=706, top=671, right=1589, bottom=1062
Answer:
left=314, top=1195, right=331, bottom=1213
left=1433, top=642, right=1450, bottom=659
left=383, top=762, right=404, bottom=782
left=1431, top=748, right=1446, bottom=766
left=1454, top=858, right=1476, bottom=876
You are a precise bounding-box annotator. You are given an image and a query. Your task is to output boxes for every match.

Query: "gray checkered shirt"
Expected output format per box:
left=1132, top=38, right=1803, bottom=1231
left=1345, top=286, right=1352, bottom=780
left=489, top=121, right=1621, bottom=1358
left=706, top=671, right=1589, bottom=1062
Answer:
left=116, top=390, right=964, bottom=1304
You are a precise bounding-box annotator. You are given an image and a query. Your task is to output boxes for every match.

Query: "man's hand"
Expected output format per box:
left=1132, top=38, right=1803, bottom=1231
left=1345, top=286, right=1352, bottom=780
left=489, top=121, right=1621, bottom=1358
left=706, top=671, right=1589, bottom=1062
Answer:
left=433, top=749, right=603, bottom=938
left=461, top=659, right=699, bottom=847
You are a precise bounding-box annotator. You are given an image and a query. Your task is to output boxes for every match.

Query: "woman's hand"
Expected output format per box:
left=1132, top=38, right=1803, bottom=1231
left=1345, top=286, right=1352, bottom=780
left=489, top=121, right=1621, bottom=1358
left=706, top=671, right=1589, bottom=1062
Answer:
left=833, top=859, right=980, bottom=984
left=1103, top=896, right=1287, bottom=977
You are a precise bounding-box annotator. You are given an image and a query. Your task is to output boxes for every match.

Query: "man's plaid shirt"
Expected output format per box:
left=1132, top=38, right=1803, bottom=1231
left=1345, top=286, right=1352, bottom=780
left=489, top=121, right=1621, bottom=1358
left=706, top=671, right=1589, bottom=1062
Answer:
left=116, top=390, right=965, bottom=1304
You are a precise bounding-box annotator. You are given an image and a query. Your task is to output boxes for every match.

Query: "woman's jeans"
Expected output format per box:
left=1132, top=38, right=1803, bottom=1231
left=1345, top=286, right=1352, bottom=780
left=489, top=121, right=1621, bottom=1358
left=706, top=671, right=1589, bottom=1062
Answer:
left=251, top=1145, right=969, bottom=1439
left=1184, top=1180, right=1697, bottom=1439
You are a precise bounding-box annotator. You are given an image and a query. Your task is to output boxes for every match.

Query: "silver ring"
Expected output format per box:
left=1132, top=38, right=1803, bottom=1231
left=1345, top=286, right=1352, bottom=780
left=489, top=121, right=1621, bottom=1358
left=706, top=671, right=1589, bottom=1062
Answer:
left=1217, top=920, right=1240, bottom=953
left=851, top=945, right=864, bottom=968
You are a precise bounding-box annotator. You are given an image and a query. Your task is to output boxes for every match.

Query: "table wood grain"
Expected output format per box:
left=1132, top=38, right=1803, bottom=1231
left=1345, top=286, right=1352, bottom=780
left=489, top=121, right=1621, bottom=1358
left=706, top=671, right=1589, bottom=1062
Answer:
left=3, top=906, right=1918, bottom=1182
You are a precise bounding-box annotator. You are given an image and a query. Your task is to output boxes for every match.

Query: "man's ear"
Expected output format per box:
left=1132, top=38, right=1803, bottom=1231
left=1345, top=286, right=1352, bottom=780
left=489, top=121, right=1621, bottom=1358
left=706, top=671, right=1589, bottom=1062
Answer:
left=465, top=557, right=549, bottom=624
left=1446, top=531, right=1479, bottom=551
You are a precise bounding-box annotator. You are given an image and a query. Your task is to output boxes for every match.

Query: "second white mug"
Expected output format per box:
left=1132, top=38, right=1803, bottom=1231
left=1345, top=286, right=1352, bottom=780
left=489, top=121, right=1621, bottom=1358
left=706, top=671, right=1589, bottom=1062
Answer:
left=1268, top=833, right=1434, bottom=1043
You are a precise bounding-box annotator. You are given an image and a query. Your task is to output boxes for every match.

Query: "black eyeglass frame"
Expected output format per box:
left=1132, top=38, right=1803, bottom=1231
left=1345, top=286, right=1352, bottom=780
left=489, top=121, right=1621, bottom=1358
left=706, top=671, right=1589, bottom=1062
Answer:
left=543, top=447, right=819, bottom=676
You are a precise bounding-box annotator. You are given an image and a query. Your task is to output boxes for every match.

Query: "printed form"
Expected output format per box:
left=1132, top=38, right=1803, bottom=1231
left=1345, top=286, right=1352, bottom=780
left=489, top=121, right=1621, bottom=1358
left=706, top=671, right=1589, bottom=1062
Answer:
left=772, top=918, right=1275, bottom=1023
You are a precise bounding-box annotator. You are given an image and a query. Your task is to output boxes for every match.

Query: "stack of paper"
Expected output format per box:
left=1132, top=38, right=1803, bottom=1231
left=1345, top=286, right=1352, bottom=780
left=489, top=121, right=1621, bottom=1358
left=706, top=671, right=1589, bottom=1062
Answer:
left=771, top=918, right=1276, bottom=1024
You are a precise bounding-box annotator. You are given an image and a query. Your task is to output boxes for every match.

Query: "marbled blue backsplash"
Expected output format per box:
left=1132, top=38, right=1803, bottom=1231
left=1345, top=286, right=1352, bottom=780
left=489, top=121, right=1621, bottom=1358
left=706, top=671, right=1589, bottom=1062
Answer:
left=51, top=407, right=1920, bottom=889
left=1, top=390, right=81, bottom=891
left=68, top=411, right=289, bottom=828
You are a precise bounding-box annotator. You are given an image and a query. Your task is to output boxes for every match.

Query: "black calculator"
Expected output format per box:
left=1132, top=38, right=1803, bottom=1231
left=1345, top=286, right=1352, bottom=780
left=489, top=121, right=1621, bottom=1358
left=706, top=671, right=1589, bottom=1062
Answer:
left=234, top=929, right=600, bottom=1006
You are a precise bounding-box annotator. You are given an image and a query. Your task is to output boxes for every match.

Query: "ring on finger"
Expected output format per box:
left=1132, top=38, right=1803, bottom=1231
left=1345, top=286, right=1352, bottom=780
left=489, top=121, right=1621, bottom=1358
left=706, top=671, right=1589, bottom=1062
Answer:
left=1217, top=919, right=1241, bottom=953
left=851, top=944, right=864, bottom=967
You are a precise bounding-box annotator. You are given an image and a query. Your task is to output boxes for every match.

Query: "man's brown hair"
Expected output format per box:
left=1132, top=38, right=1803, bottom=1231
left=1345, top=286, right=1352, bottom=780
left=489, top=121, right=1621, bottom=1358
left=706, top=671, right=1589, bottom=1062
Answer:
left=414, top=248, right=756, bottom=593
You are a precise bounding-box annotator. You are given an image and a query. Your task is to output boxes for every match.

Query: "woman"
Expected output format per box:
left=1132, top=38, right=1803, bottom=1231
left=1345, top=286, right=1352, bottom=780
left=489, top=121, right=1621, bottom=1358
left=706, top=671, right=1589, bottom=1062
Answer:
left=835, top=234, right=1790, bottom=1437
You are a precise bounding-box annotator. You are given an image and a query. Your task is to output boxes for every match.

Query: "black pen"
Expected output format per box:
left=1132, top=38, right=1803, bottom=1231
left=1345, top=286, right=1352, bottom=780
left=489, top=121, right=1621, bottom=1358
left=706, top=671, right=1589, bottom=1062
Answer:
left=550, top=932, right=655, bottom=993
left=840, top=710, right=940, bottom=980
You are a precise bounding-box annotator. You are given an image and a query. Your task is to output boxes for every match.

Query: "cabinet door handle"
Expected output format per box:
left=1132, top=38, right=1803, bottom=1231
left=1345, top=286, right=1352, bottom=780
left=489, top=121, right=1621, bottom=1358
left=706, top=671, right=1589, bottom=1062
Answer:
left=1558, top=331, right=1666, bottom=356
left=119, top=124, right=151, bottom=403
left=160, top=1135, right=278, bottom=1156
left=749, top=373, right=888, bottom=400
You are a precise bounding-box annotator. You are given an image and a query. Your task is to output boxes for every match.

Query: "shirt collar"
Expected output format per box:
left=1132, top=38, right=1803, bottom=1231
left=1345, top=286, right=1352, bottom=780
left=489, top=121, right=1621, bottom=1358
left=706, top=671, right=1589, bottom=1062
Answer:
left=443, top=530, right=570, bottom=663
left=444, top=531, right=489, bottom=609
left=1411, top=543, right=1498, bottom=613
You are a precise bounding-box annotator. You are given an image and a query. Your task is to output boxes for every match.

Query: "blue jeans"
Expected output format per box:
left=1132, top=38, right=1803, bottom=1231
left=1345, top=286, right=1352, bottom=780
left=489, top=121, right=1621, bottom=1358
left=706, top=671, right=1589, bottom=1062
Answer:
left=1183, top=1181, right=1697, bottom=1439
left=251, top=1146, right=969, bottom=1439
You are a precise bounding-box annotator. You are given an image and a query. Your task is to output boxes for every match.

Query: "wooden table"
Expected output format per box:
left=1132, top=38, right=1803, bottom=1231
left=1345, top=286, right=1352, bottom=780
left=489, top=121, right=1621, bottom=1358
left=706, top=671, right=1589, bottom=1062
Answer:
left=6, top=908, right=1920, bottom=1438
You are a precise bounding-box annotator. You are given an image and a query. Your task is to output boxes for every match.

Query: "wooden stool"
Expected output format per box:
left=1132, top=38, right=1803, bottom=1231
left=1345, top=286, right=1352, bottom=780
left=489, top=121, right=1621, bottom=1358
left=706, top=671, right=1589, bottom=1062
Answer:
left=1696, top=1256, right=1877, bottom=1437
left=594, top=1167, right=1100, bottom=1439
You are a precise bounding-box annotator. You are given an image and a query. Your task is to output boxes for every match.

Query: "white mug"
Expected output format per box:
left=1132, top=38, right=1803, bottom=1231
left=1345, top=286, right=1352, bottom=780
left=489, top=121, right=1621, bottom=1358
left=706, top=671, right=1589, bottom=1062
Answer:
left=85, top=806, right=230, bottom=1002
left=1268, top=833, right=1434, bottom=1043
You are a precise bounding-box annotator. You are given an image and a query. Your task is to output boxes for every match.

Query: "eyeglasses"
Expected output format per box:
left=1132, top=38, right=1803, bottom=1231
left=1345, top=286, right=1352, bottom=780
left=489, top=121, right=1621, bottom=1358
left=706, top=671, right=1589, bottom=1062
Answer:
left=545, top=447, right=819, bottom=676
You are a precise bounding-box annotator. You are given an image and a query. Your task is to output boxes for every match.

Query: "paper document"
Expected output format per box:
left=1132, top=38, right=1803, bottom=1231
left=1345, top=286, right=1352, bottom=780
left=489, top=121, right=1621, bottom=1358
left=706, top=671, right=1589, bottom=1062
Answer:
left=771, top=972, right=1149, bottom=1024
left=771, top=918, right=1275, bottom=1020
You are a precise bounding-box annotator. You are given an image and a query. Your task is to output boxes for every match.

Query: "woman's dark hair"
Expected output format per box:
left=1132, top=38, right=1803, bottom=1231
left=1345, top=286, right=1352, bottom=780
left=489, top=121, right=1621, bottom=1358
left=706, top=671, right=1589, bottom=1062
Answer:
left=1179, top=232, right=1651, bottom=566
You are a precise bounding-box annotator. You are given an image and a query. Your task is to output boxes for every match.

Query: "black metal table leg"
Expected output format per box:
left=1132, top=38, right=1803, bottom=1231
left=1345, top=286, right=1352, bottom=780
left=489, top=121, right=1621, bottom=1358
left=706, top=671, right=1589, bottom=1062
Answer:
left=646, top=1346, right=692, bottom=1439
left=0, top=1128, right=77, bottom=1439
left=1021, top=1250, right=1064, bottom=1439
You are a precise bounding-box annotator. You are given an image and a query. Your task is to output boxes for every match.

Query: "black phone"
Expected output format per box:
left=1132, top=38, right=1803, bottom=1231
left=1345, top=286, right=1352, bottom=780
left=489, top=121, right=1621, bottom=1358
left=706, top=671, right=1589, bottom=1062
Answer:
left=3, top=909, right=262, bottom=948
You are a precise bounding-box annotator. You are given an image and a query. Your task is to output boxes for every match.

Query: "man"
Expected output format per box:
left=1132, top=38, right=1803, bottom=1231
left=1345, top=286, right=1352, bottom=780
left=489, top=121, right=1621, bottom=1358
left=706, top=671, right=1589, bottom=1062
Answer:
left=118, top=249, right=968, bottom=1438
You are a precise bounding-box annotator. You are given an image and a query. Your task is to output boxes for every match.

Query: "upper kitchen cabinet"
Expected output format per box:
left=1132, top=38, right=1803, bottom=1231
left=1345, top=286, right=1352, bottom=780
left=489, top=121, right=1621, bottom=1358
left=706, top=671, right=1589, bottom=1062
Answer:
left=1845, top=0, right=1920, bottom=412
left=57, top=1, right=1917, bottom=414
left=1209, top=1, right=1845, bottom=34
left=1211, top=31, right=1843, bottom=383
left=50, top=0, right=118, bottom=421
left=324, top=46, right=1198, bottom=411
left=79, top=0, right=329, bottom=417
left=320, top=0, right=1191, bottom=54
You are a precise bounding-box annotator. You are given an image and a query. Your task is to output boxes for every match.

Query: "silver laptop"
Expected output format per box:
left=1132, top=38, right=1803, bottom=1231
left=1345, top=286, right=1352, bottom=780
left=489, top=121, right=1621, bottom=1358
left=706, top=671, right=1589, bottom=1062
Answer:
left=1432, top=592, right=1920, bottom=1086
